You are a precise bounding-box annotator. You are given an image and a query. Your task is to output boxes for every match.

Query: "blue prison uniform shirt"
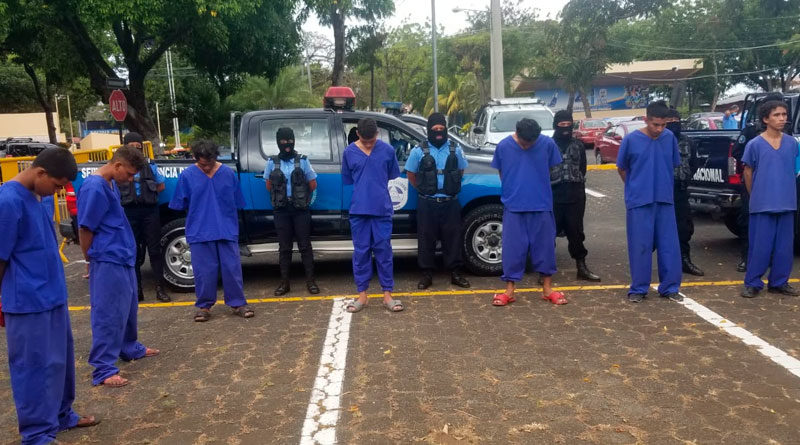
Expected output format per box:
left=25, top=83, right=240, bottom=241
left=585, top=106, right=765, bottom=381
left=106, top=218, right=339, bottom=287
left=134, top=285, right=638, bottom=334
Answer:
left=168, top=164, right=246, bottom=243
left=341, top=140, right=401, bottom=216
left=616, top=129, right=681, bottom=210
left=490, top=135, right=562, bottom=212
left=742, top=134, right=798, bottom=214
left=77, top=175, right=136, bottom=266
left=0, top=182, right=68, bottom=313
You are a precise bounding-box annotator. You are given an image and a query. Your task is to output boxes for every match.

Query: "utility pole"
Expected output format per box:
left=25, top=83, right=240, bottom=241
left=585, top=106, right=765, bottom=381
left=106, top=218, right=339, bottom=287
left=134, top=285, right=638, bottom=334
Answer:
left=431, top=0, right=439, bottom=112
left=489, top=0, right=505, bottom=99
left=165, top=49, right=182, bottom=149
left=155, top=101, right=163, bottom=143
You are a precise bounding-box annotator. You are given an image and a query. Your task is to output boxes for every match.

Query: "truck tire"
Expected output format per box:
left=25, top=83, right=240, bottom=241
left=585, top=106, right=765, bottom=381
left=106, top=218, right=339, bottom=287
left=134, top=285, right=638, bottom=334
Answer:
left=462, top=203, right=504, bottom=276
left=723, top=212, right=742, bottom=238
left=160, top=218, right=195, bottom=292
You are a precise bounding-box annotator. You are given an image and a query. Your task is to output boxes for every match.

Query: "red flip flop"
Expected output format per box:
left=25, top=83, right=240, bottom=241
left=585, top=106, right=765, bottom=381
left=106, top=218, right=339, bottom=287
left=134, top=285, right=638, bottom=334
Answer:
left=492, top=293, right=516, bottom=306
left=543, top=291, right=568, bottom=305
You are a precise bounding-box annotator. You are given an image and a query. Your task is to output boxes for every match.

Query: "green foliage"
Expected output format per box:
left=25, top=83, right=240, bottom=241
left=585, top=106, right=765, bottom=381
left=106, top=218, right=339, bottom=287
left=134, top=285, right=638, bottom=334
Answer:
left=227, top=66, right=318, bottom=111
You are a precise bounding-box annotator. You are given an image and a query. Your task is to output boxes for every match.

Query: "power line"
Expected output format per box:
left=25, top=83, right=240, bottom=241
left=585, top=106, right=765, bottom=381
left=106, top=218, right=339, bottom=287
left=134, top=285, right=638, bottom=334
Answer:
left=607, top=38, right=800, bottom=53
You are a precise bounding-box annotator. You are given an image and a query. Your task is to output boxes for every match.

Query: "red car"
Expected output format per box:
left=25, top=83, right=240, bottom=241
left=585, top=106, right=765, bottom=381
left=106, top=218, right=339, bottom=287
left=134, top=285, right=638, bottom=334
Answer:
left=685, top=116, right=724, bottom=130
left=593, top=121, right=646, bottom=164
left=573, top=119, right=608, bottom=148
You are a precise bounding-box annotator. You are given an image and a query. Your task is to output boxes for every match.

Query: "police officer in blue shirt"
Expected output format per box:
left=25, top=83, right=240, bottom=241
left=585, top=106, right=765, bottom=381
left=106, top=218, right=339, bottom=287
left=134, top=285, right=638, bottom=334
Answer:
left=265, top=127, right=319, bottom=296
left=405, top=113, right=470, bottom=289
left=118, top=132, right=170, bottom=302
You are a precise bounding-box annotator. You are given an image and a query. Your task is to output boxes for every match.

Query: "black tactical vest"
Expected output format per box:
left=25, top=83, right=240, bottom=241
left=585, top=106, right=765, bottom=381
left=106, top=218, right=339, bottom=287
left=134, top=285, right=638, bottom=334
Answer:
left=269, top=154, right=311, bottom=210
left=119, top=160, right=159, bottom=206
left=416, top=141, right=461, bottom=196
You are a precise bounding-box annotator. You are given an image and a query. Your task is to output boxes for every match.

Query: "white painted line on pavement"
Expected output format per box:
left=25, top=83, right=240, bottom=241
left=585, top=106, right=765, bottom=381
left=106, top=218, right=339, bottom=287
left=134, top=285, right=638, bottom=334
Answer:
left=677, top=293, right=800, bottom=379
left=300, top=298, right=353, bottom=445
left=585, top=188, right=606, bottom=198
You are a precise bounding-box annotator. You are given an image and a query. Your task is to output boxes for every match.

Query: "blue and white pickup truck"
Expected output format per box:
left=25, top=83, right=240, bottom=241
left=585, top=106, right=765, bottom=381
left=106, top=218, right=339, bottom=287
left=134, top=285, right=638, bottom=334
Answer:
left=64, top=94, right=506, bottom=291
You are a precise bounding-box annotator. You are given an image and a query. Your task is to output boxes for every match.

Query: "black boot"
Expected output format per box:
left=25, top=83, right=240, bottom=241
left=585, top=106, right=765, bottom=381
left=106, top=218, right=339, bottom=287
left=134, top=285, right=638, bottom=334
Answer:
left=736, top=259, right=747, bottom=273
left=450, top=271, right=470, bottom=288
left=155, top=284, right=171, bottom=302
left=306, top=279, right=320, bottom=294
left=274, top=280, right=290, bottom=296
left=417, top=273, right=433, bottom=290
left=576, top=258, right=601, bottom=282
left=681, top=255, right=704, bottom=276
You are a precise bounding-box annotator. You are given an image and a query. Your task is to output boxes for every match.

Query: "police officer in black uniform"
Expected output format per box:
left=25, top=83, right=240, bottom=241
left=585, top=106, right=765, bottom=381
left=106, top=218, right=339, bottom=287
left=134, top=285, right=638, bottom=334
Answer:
left=118, top=132, right=171, bottom=302
left=550, top=110, right=601, bottom=282
left=266, top=127, right=320, bottom=296
left=666, top=108, right=704, bottom=276
left=405, top=113, right=470, bottom=289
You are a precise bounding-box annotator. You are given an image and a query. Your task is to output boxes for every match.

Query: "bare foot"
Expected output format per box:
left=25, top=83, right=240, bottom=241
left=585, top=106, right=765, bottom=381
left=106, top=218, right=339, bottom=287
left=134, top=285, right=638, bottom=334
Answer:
left=144, top=347, right=160, bottom=357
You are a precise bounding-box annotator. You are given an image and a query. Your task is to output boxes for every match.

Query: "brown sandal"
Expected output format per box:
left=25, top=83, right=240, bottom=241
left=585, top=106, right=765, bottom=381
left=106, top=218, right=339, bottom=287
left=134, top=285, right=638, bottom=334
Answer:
left=74, top=415, right=100, bottom=428
left=101, top=374, right=129, bottom=388
left=232, top=305, right=254, bottom=318
left=194, top=309, right=211, bottom=322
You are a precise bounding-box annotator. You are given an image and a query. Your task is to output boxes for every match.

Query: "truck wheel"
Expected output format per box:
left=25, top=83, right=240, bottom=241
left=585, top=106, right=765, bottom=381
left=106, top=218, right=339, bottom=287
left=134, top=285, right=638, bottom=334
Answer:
left=462, top=203, right=504, bottom=276
left=723, top=212, right=742, bottom=238
left=160, top=218, right=195, bottom=292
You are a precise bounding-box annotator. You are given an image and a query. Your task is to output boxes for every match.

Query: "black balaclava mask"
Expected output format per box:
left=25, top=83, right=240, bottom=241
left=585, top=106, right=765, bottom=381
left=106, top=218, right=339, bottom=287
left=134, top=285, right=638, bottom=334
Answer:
left=666, top=121, right=682, bottom=138
left=552, top=110, right=573, bottom=142
left=276, top=127, right=296, bottom=160
left=123, top=131, right=144, bottom=146
left=426, top=112, right=449, bottom=148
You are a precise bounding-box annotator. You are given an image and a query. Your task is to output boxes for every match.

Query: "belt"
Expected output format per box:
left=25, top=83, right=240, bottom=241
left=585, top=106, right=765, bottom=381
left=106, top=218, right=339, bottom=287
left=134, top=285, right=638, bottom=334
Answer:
left=419, top=194, right=455, bottom=203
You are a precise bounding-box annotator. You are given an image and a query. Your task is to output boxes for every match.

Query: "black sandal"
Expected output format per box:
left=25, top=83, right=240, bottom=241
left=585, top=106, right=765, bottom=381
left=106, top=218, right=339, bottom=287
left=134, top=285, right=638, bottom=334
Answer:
left=232, top=305, right=254, bottom=318
left=194, top=309, right=211, bottom=322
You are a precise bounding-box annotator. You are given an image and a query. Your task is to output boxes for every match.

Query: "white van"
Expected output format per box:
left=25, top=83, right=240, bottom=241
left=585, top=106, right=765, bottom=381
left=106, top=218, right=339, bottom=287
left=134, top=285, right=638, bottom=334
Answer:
left=469, top=98, right=555, bottom=151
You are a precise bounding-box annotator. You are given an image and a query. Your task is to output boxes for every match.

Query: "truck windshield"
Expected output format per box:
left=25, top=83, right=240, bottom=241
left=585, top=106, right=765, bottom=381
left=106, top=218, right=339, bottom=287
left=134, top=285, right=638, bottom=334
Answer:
left=490, top=110, right=554, bottom=132
left=583, top=119, right=606, bottom=128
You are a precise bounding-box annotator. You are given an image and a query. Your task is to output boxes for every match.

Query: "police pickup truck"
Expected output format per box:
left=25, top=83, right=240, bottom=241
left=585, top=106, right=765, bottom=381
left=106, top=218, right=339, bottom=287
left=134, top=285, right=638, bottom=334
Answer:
left=64, top=88, right=505, bottom=291
left=684, top=93, right=800, bottom=238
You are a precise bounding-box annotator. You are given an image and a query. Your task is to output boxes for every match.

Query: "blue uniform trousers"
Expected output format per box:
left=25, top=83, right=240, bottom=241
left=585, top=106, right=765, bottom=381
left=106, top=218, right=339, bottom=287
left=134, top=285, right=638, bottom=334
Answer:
left=501, top=209, right=557, bottom=282
left=745, top=211, right=794, bottom=289
left=350, top=215, right=394, bottom=292
left=626, top=203, right=682, bottom=295
left=190, top=240, right=247, bottom=309
left=5, top=304, right=80, bottom=445
left=88, top=261, right=147, bottom=385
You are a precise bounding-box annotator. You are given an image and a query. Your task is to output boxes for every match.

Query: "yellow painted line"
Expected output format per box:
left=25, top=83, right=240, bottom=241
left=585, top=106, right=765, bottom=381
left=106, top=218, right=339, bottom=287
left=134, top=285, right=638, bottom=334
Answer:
left=65, top=278, right=800, bottom=312
left=587, top=164, right=618, bottom=171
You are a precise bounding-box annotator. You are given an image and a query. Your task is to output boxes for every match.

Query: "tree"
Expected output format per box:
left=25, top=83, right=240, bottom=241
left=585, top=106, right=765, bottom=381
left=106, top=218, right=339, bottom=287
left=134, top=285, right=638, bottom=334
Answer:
left=227, top=66, right=318, bottom=111
left=303, top=0, right=394, bottom=86
left=347, top=26, right=387, bottom=110
left=40, top=0, right=303, bottom=142
left=423, top=72, right=480, bottom=125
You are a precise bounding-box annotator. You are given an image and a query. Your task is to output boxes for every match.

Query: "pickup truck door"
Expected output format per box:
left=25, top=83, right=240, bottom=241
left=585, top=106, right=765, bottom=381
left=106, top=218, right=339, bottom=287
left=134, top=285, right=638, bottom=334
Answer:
left=239, top=112, right=343, bottom=243
left=338, top=115, right=425, bottom=237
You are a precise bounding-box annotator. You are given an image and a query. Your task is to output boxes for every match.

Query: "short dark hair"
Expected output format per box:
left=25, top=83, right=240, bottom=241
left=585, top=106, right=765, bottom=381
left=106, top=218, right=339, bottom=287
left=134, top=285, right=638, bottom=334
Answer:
left=666, top=108, right=681, bottom=120
left=32, top=147, right=78, bottom=181
left=646, top=101, right=670, bottom=119
left=759, top=100, right=788, bottom=124
left=123, top=132, right=144, bottom=145
left=191, top=139, right=220, bottom=161
left=516, top=118, right=541, bottom=142
left=111, top=145, right=146, bottom=172
left=356, top=118, right=378, bottom=139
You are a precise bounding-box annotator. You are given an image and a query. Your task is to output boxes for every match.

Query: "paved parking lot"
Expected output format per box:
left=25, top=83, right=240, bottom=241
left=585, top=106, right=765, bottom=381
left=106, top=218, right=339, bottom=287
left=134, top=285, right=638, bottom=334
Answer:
left=2, top=166, right=800, bottom=444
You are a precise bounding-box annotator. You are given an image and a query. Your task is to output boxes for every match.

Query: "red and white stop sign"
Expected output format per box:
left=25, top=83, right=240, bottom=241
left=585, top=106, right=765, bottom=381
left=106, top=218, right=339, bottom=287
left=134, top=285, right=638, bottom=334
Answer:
left=109, top=89, right=128, bottom=122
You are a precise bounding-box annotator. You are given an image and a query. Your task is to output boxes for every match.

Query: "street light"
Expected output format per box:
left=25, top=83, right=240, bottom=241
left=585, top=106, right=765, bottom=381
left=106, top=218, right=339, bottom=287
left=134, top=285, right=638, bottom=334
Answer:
left=452, top=1, right=505, bottom=99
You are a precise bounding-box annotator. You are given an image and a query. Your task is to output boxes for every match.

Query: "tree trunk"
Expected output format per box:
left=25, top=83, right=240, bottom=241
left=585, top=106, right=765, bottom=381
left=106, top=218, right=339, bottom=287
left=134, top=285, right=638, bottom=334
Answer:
left=330, top=5, right=346, bottom=86
left=370, top=62, right=375, bottom=111
left=124, top=74, right=158, bottom=141
left=710, top=88, right=720, bottom=112
left=579, top=87, right=592, bottom=118
left=566, top=88, right=576, bottom=113
left=23, top=64, right=58, bottom=144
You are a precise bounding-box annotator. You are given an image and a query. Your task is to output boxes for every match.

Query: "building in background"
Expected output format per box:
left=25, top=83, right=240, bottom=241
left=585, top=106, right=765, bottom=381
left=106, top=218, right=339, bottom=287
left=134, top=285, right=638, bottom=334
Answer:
left=0, top=112, right=66, bottom=142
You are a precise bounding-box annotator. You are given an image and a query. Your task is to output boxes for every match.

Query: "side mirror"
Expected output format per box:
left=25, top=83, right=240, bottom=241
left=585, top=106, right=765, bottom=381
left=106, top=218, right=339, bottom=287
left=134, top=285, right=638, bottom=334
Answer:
left=473, top=126, right=485, bottom=135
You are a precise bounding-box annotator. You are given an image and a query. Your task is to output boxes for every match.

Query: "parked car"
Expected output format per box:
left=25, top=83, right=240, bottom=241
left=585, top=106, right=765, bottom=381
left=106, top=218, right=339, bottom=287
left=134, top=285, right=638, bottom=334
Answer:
left=573, top=118, right=608, bottom=148
left=602, top=116, right=637, bottom=127
left=468, top=98, right=555, bottom=150
left=593, top=121, right=646, bottom=164
left=63, top=87, right=507, bottom=291
left=0, top=138, right=57, bottom=158
left=685, top=113, right=724, bottom=130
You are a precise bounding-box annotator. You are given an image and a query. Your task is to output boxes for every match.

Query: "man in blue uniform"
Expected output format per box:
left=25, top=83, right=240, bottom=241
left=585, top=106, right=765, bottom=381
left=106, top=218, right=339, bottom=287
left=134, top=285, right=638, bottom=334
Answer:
left=266, top=127, right=319, bottom=296
left=0, top=148, right=99, bottom=444
left=78, top=145, right=160, bottom=387
left=740, top=100, right=799, bottom=298
left=342, top=118, right=404, bottom=313
left=723, top=105, right=740, bottom=130
left=405, top=112, right=471, bottom=289
left=491, top=118, right=567, bottom=306
left=616, top=101, right=682, bottom=303
left=169, top=140, right=255, bottom=321
left=118, top=132, right=170, bottom=302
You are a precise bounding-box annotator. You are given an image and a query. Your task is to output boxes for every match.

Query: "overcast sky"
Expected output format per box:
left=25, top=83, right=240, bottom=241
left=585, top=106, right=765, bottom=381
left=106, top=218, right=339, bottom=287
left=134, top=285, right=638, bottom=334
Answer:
left=302, top=0, right=571, bottom=38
